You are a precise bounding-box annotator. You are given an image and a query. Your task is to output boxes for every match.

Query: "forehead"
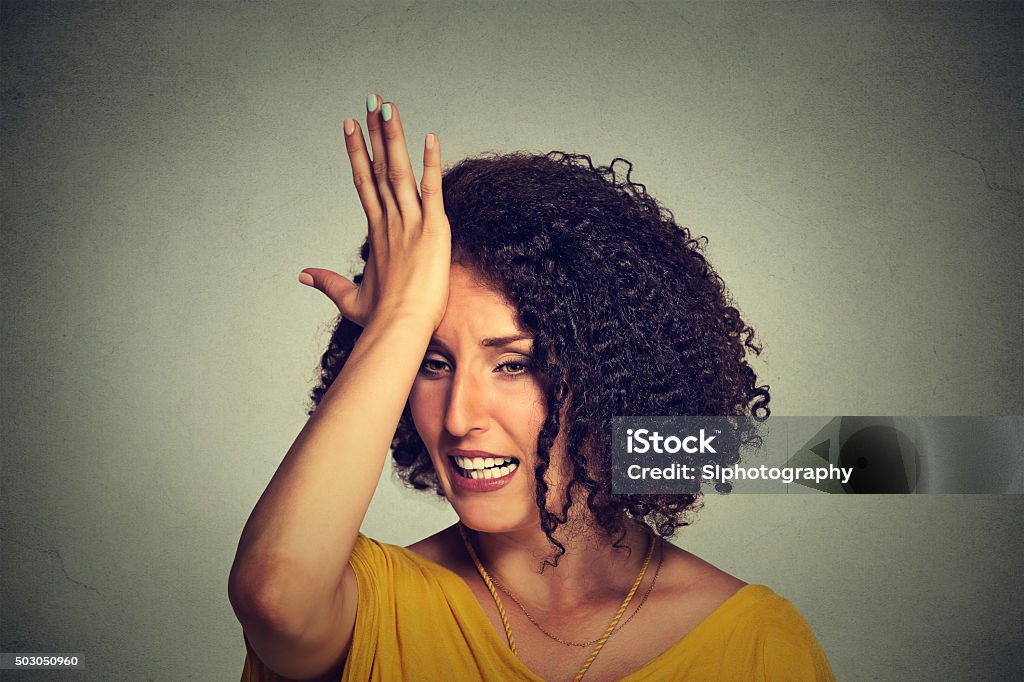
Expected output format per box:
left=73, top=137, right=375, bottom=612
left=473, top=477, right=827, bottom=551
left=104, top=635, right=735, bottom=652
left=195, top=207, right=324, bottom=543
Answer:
left=435, top=265, right=525, bottom=339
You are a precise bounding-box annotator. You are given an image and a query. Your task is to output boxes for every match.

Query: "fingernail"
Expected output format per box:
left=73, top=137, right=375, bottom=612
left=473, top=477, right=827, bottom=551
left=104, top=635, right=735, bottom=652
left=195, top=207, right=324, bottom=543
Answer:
left=366, top=94, right=378, bottom=112
left=343, top=118, right=355, bottom=135
left=425, top=132, right=436, bottom=150
left=298, top=272, right=315, bottom=287
left=381, top=103, right=392, bottom=122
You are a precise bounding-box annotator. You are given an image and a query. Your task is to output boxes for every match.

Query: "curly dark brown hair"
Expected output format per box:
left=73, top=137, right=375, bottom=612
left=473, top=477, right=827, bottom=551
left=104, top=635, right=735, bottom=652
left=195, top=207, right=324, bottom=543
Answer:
left=309, top=151, right=770, bottom=567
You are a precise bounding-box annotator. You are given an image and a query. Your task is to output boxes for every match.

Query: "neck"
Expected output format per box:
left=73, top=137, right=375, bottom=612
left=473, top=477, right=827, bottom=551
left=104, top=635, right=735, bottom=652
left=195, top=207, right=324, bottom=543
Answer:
left=463, top=517, right=653, bottom=612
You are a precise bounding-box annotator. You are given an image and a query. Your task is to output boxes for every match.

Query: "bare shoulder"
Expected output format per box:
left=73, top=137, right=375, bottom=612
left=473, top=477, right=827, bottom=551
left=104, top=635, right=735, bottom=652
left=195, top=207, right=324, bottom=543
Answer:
left=657, top=540, right=747, bottom=614
left=403, top=524, right=470, bottom=575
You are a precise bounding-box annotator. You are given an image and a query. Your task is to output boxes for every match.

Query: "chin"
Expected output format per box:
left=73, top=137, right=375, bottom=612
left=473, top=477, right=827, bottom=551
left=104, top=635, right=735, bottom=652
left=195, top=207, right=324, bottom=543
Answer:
left=452, top=504, right=538, bottom=535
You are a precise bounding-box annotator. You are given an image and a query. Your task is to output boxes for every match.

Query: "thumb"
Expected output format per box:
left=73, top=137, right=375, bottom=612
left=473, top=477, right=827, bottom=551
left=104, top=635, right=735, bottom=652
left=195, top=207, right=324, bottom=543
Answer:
left=298, top=268, right=359, bottom=317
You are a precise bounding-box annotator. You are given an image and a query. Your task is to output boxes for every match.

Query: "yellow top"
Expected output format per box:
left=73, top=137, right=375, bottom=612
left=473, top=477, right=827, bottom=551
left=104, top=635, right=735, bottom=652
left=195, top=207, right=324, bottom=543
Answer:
left=241, top=533, right=835, bottom=681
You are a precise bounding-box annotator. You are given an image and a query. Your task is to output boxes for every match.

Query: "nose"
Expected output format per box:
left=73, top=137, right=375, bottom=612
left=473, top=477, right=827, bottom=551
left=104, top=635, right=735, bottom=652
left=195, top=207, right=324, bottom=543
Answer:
left=444, top=367, right=489, bottom=438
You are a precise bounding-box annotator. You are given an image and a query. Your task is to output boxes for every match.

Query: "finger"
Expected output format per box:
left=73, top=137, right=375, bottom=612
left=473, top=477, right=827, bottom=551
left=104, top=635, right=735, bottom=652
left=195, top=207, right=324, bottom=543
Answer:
left=420, top=132, right=444, bottom=222
left=378, top=101, right=423, bottom=221
left=343, top=118, right=385, bottom=244
left=365, top=94, right=399, bottom=218
left=298, top=268, right=364, bottom=325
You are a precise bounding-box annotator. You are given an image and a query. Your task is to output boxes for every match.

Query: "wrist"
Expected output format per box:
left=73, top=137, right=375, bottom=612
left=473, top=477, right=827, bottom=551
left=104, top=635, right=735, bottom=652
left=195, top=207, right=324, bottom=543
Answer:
left=365, top=309, right=439, bottom=335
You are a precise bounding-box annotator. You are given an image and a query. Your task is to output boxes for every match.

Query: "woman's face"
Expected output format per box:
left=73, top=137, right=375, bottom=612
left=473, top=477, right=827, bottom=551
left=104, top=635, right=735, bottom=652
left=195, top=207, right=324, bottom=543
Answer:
left=409, top=263, right=564, bottom=533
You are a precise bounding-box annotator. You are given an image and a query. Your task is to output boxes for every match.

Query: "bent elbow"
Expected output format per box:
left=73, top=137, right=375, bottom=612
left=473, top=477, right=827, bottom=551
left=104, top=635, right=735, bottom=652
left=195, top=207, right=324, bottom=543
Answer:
left=228, top=566, right=306, bottom=638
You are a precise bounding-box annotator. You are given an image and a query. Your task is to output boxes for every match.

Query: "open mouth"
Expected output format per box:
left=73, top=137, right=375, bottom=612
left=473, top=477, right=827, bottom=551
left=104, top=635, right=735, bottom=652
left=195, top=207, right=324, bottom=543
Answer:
left=451, top=454, right=520, bottom=480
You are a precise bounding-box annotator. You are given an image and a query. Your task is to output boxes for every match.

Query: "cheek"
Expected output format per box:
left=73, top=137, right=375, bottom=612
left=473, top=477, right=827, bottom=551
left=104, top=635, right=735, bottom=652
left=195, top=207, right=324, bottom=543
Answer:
left=501, top=389, right=549, bottom=447
left=408, top=381, right=441, bottom=441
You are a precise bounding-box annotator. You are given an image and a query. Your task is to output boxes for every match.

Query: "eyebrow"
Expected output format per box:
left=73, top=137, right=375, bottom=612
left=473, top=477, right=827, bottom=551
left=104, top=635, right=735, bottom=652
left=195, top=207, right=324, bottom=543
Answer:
left=481, top=333, right=534, bottom=348
left=428, top=333, right=534, bottom=350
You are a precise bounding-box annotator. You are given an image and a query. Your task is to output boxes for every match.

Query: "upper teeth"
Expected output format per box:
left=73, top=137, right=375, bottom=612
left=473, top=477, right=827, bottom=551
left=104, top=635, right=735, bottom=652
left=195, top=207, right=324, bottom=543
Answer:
left=455, top=455, right=517, bottom=470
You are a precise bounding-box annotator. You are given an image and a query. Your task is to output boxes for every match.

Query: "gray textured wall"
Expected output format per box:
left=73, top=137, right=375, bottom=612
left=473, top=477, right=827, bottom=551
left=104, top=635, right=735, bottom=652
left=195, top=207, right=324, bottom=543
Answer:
left=2, top=1, right=1021, bottom=680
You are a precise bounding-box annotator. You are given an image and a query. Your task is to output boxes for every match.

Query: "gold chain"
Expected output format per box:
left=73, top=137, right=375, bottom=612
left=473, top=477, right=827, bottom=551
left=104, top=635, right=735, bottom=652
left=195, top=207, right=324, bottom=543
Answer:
left=458, top=523, right=657, bottom=681
left=488, top=539, right=662, bottom=647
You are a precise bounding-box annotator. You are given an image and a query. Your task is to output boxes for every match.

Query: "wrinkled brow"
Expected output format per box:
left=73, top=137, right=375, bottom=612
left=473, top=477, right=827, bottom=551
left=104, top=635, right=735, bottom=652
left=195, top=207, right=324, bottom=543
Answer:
left=428, top=333, right=534, bottom=350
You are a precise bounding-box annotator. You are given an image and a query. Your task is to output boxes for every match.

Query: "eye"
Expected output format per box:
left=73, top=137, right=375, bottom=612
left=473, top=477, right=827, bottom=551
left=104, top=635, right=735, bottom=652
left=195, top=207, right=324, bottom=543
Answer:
left=419, top=358, right=450, bottom=376
left=496, top=359, right=531, bottom=378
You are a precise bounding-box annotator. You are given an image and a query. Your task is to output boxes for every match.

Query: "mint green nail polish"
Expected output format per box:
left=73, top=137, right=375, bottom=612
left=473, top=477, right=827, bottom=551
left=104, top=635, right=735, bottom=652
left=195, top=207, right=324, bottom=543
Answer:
left=381, top=103, right=392, bottom=122
left=366, top=94, right=378, bottom=112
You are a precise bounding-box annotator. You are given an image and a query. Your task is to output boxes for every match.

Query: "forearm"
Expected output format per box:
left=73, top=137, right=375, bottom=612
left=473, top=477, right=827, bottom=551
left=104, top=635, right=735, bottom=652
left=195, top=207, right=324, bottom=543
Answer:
left=229, top=314, right=433, bottom=629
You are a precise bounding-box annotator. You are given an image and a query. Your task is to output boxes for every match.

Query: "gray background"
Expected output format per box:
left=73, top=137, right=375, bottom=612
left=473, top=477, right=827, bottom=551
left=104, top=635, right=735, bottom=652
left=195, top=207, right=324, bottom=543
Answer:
left=2, top=1, right=1021, bottom=680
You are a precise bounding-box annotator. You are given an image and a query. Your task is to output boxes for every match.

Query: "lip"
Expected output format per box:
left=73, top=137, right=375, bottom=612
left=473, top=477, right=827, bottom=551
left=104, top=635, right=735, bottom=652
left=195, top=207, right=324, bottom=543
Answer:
left=448, top=450, right=520, bottom=493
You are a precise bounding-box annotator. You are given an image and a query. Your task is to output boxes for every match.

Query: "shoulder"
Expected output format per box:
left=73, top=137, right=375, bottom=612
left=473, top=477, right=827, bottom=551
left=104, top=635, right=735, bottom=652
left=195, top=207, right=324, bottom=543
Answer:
left=693, top=576, right=822, bottom=645
left=403, top=524, right=453, bottom=561
left=686, top=581, right=835, bottom=680
left=349, top=526, right=480, bottom=591
left=657, top=541, right=823, bottom=633
left=347, top=532, right=444, bottom=587
left=736, top=587, right=835, bottom=680
left=404, top=523, right=476, bottom=577
left=658, top=544, right=834, bottom=675
left=346, top=531, right=472, bottom=619
left=662, top=546, right=818, bottom=642
left=657, top=540, right=748, bottom=615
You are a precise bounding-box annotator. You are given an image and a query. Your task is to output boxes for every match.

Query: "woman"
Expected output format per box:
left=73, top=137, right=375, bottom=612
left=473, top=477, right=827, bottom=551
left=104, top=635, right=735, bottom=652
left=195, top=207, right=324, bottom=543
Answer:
left=229, top=95, right=835, bottom=681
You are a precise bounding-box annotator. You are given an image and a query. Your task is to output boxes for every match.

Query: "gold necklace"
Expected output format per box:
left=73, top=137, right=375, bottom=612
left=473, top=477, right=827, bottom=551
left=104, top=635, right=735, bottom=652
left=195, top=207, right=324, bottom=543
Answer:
left=458, top=523, right=656, bottom=681
left=489, top=538, right=662, bottom=648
